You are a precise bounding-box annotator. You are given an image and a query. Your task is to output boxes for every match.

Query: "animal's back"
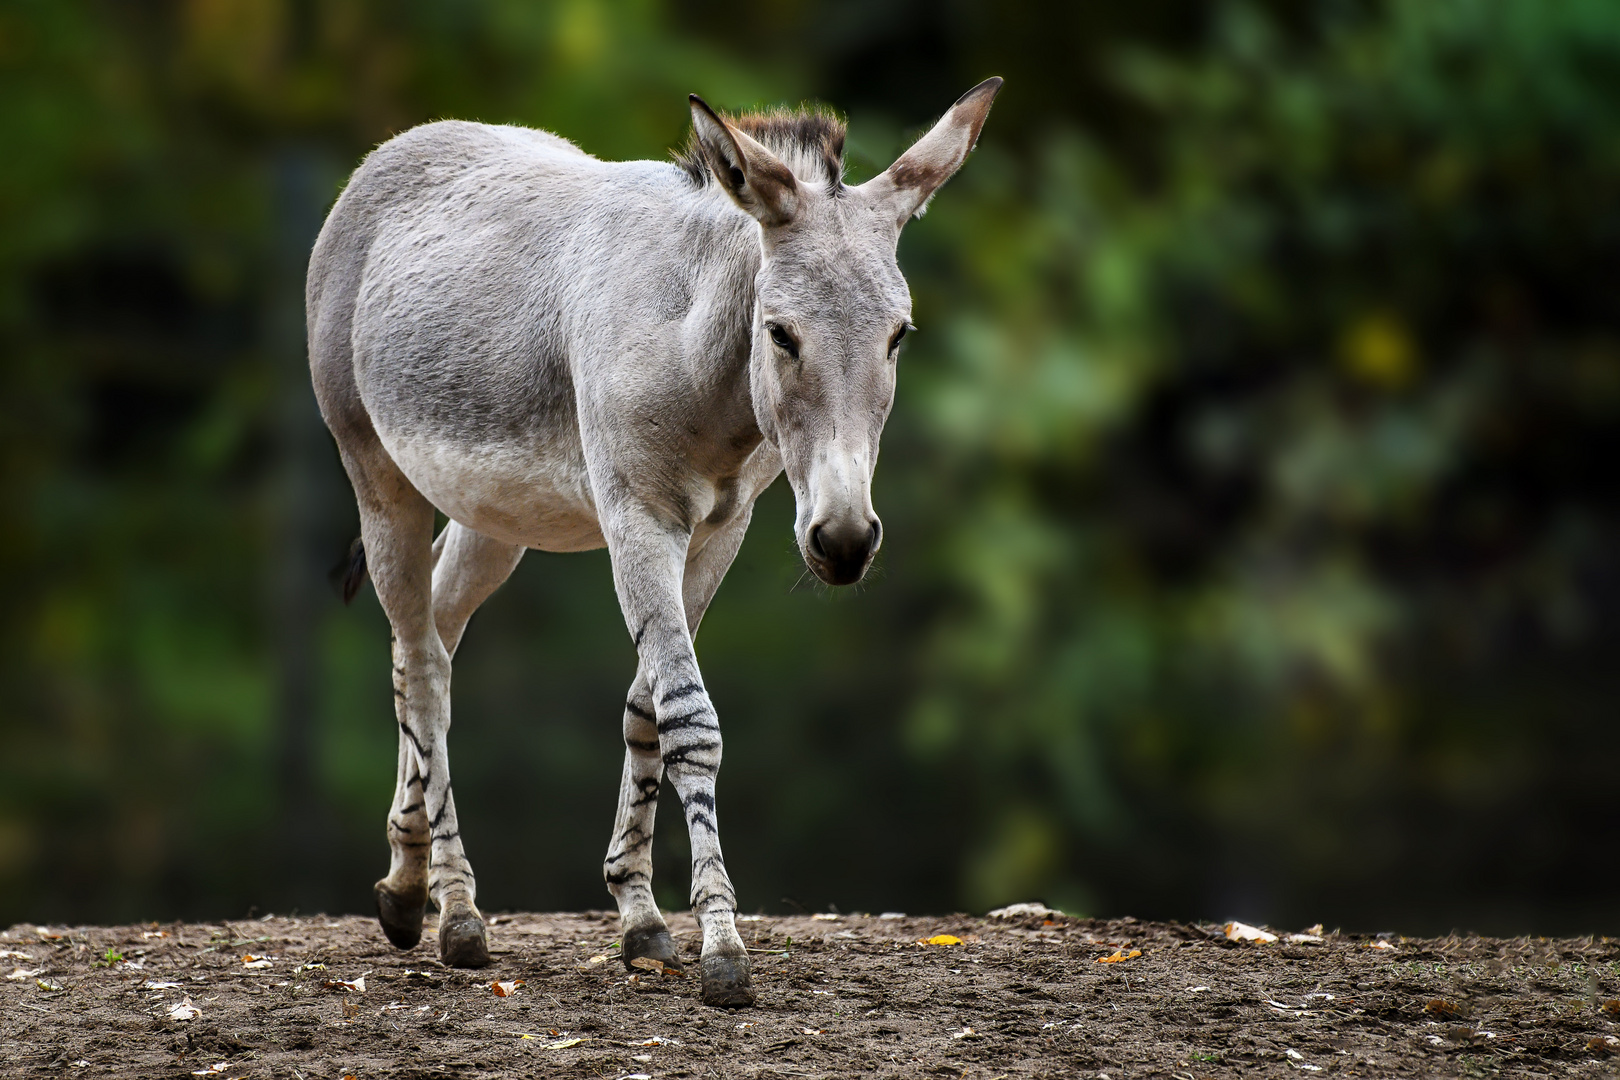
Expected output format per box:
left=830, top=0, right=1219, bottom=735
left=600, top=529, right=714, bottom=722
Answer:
left=308, top=119, right=592, bottom=440
left=308, top=120, right=675, bottom=550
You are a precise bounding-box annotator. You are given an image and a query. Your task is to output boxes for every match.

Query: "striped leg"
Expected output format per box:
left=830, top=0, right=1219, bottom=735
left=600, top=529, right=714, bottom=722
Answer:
left=604, top=664, right=679, bottom=969
left=374, top=523, right=521, bottom=952
left=602, top=505, right=756, bottom=1006
left=344, top=443, right=497, bottom=967
left=375, top=641, right=430, bottom=948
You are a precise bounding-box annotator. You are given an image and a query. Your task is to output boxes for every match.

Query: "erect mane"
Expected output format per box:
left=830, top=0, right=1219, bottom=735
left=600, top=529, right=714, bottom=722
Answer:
left=676, top=105, right=847, bottom=193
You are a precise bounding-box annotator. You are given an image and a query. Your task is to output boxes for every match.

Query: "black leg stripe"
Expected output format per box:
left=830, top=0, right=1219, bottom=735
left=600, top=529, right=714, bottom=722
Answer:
left=657, top=710, right=718, bottom=735
left=659, top=681, right=703, bottom=706
left=625, top=700, right=655, bottom=722
left=661, top=742, right=720, bottom=767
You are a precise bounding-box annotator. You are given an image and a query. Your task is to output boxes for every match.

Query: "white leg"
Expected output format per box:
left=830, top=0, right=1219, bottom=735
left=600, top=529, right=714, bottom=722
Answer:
left=601, top=504, right=755, bottom=1006
left=341, top=445, right=503, bottom=967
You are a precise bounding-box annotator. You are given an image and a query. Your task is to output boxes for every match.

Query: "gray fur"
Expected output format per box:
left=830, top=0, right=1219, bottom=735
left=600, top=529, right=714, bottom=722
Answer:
left=307, top=78, right=1001, bottom=1003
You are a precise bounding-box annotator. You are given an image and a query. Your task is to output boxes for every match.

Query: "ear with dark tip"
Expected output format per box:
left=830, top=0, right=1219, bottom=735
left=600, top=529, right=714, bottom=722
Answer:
left=689, top=94, right=802, bottom=227
left=857, top=76, right=1003, bottom=227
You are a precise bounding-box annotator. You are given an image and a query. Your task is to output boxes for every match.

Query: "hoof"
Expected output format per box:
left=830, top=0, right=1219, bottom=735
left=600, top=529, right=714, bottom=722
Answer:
left=439, top=913, right=491, bottom=968
left=373, top=881, right=427, bottom=950
left=700, top=954, right=755, bottom=1007
left=622, top=926, right=684, bottom=974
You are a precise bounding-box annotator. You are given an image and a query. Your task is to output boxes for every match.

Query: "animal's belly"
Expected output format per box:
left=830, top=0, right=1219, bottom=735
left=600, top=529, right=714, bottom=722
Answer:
left=384, top=434, right=604, bottom=552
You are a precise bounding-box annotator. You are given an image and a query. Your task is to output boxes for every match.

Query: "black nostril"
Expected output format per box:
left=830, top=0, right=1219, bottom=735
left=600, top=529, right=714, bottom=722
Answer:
left=808, top=524, right=828, bottom=562
left=867, top=520, right=882, bottom=555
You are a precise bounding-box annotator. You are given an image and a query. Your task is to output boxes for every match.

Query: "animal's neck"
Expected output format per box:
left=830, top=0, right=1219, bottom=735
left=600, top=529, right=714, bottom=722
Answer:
left=671, top=190, right=768, bottom=465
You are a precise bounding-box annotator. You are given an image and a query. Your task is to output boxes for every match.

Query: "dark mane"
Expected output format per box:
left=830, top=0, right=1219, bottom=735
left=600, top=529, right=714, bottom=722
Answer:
left=676, top=105, right=847, bottom=192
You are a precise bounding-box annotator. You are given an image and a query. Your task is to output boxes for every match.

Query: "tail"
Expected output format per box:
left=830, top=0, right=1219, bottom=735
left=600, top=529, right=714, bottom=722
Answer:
left=329, top=536, right=369, bottom=605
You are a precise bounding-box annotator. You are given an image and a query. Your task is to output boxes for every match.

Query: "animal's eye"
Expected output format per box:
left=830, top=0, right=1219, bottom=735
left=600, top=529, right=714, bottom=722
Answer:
left=889, top=323, right=912, bottom=353
left=767, top=323, right=799, bottom=359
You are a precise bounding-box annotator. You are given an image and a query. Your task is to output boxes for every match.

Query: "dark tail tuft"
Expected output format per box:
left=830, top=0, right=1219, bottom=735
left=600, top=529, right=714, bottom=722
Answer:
left=329, top=536, right=369, bottom=605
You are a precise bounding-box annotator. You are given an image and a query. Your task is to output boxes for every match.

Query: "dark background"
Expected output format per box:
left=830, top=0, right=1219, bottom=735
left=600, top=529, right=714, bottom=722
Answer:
left=3, top=0, right=1617, bottom=936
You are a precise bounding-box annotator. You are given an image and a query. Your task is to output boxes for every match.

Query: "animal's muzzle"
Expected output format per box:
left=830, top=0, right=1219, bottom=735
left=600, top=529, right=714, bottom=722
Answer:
left=806, top=517, right=882, bottom=586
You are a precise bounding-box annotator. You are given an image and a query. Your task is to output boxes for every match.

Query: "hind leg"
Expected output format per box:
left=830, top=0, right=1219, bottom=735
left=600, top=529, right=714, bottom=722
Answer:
left=373, top=521, right=524, bottom=952
left=342, top=444, right=493, bottom=967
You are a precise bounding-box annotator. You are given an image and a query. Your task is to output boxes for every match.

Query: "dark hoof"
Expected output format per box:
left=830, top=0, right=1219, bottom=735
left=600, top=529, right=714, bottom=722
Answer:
left=373, top=881, right=427, bottom=950
left=622, top=926, right=684, bottom=974
left=439, top=914, right=491, bottom=967
left=700, top=955, right=755, bottom=1007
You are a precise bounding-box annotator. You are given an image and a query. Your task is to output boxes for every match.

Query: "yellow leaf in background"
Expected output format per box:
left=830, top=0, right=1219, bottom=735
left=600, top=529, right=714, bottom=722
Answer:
left=491, top=979, right=525, bottom=996
left=544, top=1038, right=584, bottom=1049
left=921, top=935, right=963, bottom=946
left=1097, top=949, right=1142, bottom=964
left=1340, top=313, right=1417, bottom=389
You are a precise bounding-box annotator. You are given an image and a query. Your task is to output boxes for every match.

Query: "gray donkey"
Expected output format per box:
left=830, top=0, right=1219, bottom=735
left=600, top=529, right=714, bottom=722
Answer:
left=307, top=78, right=1001, bottom=1006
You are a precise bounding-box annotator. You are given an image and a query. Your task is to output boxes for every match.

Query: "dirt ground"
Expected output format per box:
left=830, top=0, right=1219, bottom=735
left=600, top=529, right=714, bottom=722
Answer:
left=3, top=910, right=1618, bottom=1079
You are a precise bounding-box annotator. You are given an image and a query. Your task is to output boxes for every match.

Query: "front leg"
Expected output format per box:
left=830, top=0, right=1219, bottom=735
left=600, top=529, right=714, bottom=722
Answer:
left=603, top=507, right=754, bottom=1007
left=604, top=662, right=683, bottom=972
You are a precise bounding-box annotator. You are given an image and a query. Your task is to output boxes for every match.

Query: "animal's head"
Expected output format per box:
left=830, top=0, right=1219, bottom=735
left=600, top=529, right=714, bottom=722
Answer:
left=686, top=78, right=1002, bottom=586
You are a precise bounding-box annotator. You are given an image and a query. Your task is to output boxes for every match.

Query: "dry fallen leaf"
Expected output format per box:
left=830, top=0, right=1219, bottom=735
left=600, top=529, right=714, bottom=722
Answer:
left=241, top=955, right=273, bottom=969
left=1602, top=999, right=1620, bottom=1016
left=144, top=980, right=183, bottom=990
left=34, top=928, right=65, bottom=940
left=0, top=949, right=36, bottom=961
left=7, top=966, right=42, bottom=980
left=168, top=997, right=200, bottom=1021
left=920, top=935, right=963, bottom=946
left=491, top=979, right=525, bottom=997
left=951, top=1026, right=980, bottom=1039
left=801, top=1028, right=824, bottom=1035
left=1424, top=999, right=1466, bottom=1020
left=325, top=976, right=366, bottom=993
left=810, top=913, right=840, bottom=922
left=1223, top=921, right=1278, bottom=944
left=342, top=999, right=362, bottom=1020
left=587, top=954, right=609, bottom=965
left=189, top=1062, right=231, bottom=1076
left=1097, top=949, right=1143, bottom=964
left=628, top=957, right=665, bottom=975
left=1368, top=939, right=1397, bottom=951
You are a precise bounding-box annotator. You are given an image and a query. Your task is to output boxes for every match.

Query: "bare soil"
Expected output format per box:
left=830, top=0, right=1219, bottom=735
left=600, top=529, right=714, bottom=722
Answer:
left=3, top=910, right=1619, bottom=1078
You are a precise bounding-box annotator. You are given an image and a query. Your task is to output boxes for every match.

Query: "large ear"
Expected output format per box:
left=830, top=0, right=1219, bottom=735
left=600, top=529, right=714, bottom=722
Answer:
left=688, top=95, right=801, bottom=227
left=858, top=77, right=1002, bottom=227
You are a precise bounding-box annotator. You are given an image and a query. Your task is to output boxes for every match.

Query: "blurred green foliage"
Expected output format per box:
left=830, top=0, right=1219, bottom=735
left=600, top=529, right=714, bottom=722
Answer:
left=2, top=0, right=1617, bottom=934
